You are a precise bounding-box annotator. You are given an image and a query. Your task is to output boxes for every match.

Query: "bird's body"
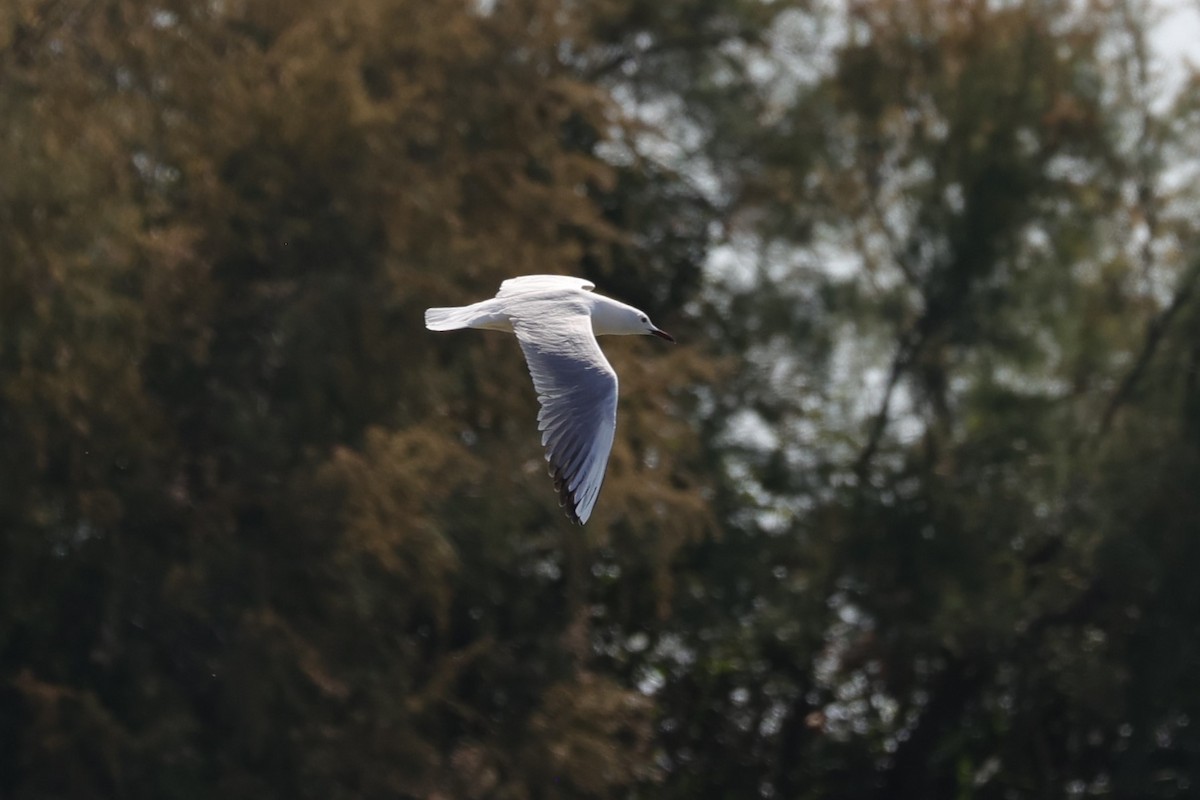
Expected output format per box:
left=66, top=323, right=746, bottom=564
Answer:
left=425, top=275, right=674, bottom=524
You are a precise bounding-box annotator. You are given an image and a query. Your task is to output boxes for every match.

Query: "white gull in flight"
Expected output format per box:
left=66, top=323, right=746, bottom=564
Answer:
left=425, top=275, right=675, bottom=524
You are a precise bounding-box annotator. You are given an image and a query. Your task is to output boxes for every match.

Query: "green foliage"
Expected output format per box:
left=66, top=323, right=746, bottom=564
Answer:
left=2, top=0, right=1200, bottom=798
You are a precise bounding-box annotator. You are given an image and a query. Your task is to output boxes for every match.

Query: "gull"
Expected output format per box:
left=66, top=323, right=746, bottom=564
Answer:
left=425, top=275, right=675, bottom=524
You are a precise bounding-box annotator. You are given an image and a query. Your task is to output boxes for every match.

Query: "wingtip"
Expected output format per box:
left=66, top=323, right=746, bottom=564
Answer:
left=551, top=465, right=587, bottom=525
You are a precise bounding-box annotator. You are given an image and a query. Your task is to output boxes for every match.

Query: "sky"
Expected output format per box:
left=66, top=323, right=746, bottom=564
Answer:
left=1151, top=0, right=1200, bottom=99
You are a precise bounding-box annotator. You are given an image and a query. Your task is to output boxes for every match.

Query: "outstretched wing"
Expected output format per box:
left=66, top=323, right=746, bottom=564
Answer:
left=497, top=275, right=595, bottom=299
left=511, top=309, right=616, bottom=524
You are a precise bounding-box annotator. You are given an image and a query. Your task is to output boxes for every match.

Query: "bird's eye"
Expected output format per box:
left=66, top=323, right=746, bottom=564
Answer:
left=640, top=316, right=648, bottom=323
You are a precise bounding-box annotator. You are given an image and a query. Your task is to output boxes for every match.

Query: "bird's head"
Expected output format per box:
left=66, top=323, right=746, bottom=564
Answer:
left=635, top=309, right=675, bottom=342
left=593, top=299, right=675, bottom=342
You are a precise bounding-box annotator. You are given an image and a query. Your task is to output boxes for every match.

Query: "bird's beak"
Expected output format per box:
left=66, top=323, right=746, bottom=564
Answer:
left=651, top=327, right=675, bottom=343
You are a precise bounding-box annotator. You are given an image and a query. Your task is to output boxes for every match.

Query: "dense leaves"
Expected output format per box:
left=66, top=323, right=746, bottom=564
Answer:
left=2, top=0, right=1199, bottom=798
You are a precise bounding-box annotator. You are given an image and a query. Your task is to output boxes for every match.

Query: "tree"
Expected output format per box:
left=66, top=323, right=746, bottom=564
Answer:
left=1, top=1, right=709, bottom=796
left=633, top=0, right=1200, bottom=796
left=3, top=0, right=1200, bottom=797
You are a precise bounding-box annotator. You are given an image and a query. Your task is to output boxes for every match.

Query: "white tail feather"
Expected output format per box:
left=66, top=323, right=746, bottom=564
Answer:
left=425, top=299, right=512, bottom=332
left=424, top=305, right=476, bottom=331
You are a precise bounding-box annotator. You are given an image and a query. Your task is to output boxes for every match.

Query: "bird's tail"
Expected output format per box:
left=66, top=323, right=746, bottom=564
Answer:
left=424, top=305, right=476, bottom=331
left=426, top=299, right=513, bottom=331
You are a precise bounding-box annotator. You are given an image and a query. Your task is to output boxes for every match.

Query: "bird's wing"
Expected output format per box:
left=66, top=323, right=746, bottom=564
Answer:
left=510, top=308, right=617, bottom=525
left=497, top=275, right=595, bottom=298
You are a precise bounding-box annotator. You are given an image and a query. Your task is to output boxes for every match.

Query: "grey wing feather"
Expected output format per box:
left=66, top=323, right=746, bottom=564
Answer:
left=511, top=311, right=617, bottom=525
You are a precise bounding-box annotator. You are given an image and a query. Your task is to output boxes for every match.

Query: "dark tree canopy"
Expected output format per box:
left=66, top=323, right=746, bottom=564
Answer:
left=2, top=0, right=1199, bottom=798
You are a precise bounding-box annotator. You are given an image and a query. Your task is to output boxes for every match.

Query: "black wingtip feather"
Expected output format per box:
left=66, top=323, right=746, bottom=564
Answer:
left=550, top=463, right=583, bottom=525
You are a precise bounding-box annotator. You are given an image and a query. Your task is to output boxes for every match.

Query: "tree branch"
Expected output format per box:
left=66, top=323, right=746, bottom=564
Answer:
left=854, top=326, right=928, bottom=476
left=583, top=32, right=750, bottom=82
left=1099, top=257, right=1200, bottom=435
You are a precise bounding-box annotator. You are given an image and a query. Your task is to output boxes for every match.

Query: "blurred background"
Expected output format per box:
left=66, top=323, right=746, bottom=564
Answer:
left=2, top=0, right=1200, bottom=797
